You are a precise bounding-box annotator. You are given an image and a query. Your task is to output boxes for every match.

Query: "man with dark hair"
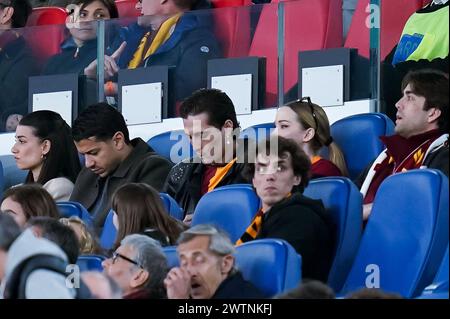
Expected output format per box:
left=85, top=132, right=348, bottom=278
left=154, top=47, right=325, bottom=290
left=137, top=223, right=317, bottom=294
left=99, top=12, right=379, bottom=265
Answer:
left=0, top=0, right=38, bottom=132
left=357, top=69, right=449, bottom=221
left=28, top=217, right=80, bottom=265
left=70, top=103, right=173, bottom=232
left=163, top=89, right=251, bottom=224
left=236, top=136, right=334, bottom=282
left=0, top=213, right=22, bottom=281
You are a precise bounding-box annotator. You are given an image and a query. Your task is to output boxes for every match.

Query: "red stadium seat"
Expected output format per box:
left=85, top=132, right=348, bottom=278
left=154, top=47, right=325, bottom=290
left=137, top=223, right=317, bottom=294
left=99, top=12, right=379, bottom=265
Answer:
left=26, top=6, right=68, bottom=26
left=212, top=5, right=251, bottom=57
left=25, top=7, right=68, bottom=65
left=248, top=0, right=343, bottom=107
left=115, top=0, right=140, bottom=18
left=344, top=0, right=424, bottom=60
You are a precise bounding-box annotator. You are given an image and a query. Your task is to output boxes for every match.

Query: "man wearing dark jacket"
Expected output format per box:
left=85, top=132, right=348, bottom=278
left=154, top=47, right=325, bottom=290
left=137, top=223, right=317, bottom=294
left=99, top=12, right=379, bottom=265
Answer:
left=0, top=0, right=37, bottom=132
left=237, top=136, right=334, bottom=282
left=163, top=89, right=251, bottom=224
left=70, top=103, right=173, bottom=232
left=165, top=224, right=264, bottom=299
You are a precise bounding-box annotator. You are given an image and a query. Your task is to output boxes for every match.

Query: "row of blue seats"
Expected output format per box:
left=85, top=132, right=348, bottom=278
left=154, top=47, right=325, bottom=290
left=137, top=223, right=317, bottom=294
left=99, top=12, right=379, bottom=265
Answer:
left=73, top=169, right=448, bottom=298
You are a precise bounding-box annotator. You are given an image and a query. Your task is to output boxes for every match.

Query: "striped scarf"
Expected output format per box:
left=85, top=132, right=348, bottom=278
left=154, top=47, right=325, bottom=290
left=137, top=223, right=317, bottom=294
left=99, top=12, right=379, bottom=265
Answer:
left=128, top=14, right=181, bottom=69
left=235, top=208, right=264, bottom=246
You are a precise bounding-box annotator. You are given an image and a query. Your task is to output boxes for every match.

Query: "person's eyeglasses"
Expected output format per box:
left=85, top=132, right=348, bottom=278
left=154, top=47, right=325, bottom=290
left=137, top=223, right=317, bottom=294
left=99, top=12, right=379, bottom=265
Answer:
left=299, top=96, right=318, bottom=130
left=112, top=251, right=143, bottom=268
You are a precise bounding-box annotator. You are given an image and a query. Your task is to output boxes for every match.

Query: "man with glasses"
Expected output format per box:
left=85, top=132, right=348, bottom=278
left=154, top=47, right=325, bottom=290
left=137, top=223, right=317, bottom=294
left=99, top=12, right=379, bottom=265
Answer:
left=0, top=0, right=37, bottom=132
left=102, top=234, right=169, bottom=299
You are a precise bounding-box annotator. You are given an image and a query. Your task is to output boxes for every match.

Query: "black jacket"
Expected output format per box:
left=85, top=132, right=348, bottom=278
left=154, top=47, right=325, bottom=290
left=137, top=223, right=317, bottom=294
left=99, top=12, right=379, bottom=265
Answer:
left=212, top=272, right=265, bottom=299
left=257, top=192, right=334, bottom=282
left=0, top=34, right=37, bottom=131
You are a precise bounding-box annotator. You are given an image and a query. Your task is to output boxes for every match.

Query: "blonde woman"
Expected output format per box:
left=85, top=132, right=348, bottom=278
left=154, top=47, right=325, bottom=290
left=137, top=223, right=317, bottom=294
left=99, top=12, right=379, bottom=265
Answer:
left=273, top=97, right=349, bottom=178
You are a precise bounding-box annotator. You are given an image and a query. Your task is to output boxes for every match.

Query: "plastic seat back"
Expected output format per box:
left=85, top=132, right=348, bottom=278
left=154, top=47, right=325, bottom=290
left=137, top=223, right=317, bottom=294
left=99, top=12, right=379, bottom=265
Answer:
left=235, top=238, right=302, bottom=297
left=341, top=169, right=449, bottom=298
left=76, top=255, right=106, bottom=272
left=330, top=112, right=395, bottom=179
left=147, top=129, right=194, bottom=164
left=304, top=177, right=363, bottom=292
left=191, top=185, right=260, bottom=243
left=57, top=201, right=94, bottom=228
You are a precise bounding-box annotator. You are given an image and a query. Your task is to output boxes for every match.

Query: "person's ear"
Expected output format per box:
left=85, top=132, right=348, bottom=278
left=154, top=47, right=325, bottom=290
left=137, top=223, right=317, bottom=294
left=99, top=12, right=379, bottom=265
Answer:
left=293, top=175, right=301, bottom=186
left=220, top=255, right=234, bottom=276
left=130, top=269, right=149, bottom=288
left=302, top=127, right=315, bottom=143
left=222, top=119, right=234, bottom=130
left=112, top=131, right=126, bottom=150
left=0, top=6, right=14, bottom=25
left=41, top=140, right=51, bottom=157
left=427, top=107, right=442, bottom=124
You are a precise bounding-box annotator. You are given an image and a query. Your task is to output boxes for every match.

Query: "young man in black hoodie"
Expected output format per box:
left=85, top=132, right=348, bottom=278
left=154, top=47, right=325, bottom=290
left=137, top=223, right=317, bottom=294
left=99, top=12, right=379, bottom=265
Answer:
left=237, top=135, right=334, bottom=282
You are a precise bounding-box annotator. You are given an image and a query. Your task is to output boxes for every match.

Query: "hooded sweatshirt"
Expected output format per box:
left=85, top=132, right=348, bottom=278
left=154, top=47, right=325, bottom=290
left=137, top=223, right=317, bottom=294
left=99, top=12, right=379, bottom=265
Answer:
left=256, top=192, right=334, bottom=282
left=0, top=229, right=76, bottom=299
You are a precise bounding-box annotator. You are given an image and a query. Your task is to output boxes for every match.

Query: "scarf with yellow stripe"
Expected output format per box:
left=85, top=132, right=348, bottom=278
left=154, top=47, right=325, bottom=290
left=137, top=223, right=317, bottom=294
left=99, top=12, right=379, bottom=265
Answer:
left=363, top=129, right=443, bottom=204
left=128, top=14, right=181, bottom=69
left=236, top=193, right=292, bottom=246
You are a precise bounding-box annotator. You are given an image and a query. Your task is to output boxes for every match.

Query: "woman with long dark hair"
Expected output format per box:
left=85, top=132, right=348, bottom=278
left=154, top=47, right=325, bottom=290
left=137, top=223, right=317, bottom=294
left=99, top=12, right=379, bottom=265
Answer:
left=11, top=110, right=81, bottom=201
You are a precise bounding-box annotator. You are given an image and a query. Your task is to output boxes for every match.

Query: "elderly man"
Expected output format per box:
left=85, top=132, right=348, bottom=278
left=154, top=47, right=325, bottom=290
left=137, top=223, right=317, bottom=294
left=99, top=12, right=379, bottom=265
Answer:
left=164, top=224, right=264, bottom=299
left=102, top=234, right=169, bottom=299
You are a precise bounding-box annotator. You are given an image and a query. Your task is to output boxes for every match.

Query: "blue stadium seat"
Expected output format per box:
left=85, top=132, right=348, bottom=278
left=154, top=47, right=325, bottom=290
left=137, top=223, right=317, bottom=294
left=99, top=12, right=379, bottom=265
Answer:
left=191, top=184, right=260, bottom=243
left=304, top=177, right=363, bottom=292
left=330, top=113, right=395, bottom=179
left=0, top=155, right=27, bottom=190
left=57, top=201, right=94, bottom=228
left=422, top=246, right=449, bottom=295
left=416, top=291, right=449, bottom=299
left=76, top=255, right=106, bottom=272
left=100, top=210, right=116, bottom=250
left=240, top=122, right=275, bottom=144
left=340, top=169, right=449, bottom=298
left=159, top=193, right=184, bottom=220
left=162, top=246, right=179, bottom=269
left=235, top=239, right=302, bottom=297
left=147, top=129, right=194, bottom=164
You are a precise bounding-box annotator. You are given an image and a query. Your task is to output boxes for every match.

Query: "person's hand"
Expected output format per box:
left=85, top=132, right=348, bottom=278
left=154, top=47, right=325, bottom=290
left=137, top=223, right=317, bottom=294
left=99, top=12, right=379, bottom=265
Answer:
left=83, top=42, right=127, bottom=79
left=363, top=203, right=373, bottom=221
left=164, top=267, right=191, bottom=299
left=5, top=114, right=23, bottom=132
left=183, top=214, right=193, bottom=226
